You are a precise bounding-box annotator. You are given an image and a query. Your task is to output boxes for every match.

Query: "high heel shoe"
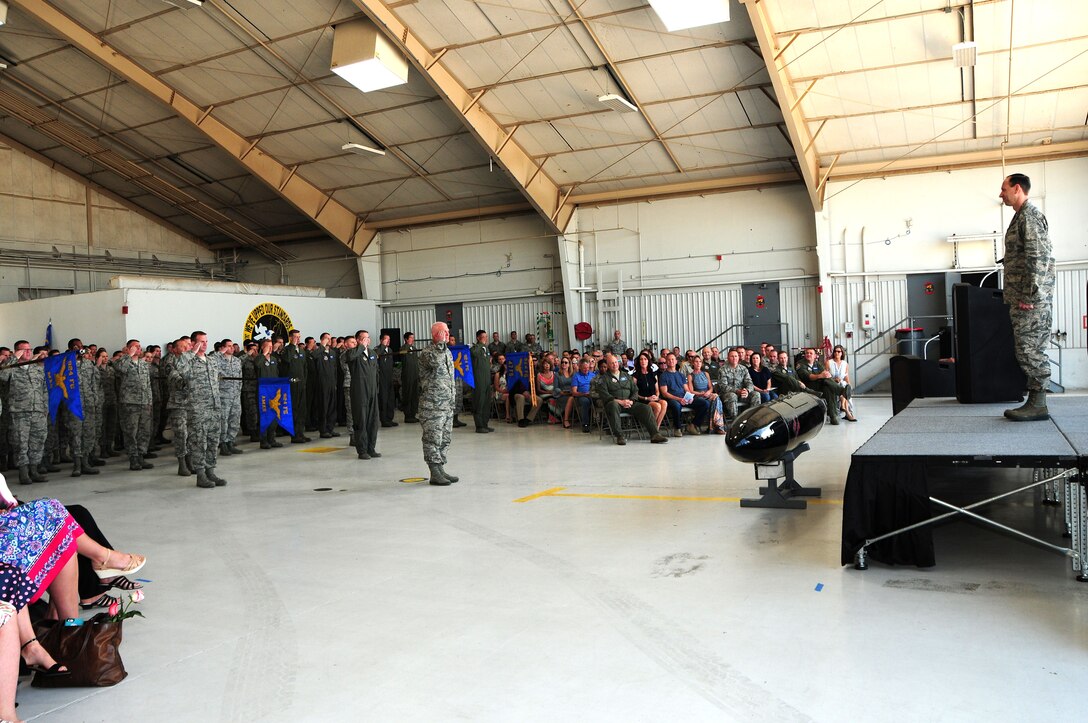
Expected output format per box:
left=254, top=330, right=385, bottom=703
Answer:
left=93, top=550, right=146, bottom=579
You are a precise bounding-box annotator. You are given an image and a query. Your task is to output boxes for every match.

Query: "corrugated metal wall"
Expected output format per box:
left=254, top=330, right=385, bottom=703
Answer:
left=780, top=281, right=820, bottom=351
left=378, top=306, right=436, bottom=341
left=828, top=277, right=909, bottom=353
left=464, top=297, right=569, bottom=351
left=1056, top=266, right=1087, bottom=349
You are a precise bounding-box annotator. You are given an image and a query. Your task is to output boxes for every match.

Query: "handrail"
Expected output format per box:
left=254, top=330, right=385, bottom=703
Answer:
left=852, top=316, right=909, bottom=358
left=697, top=322, right=791, bottom=355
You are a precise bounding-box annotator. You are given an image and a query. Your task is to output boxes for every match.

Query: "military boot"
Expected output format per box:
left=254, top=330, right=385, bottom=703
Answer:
left=81, top=456, right=99, bottom=476
left=206, top=468, right=227, bottom=486
left=138, top=455, right=154, bottom=470
left=184, top=455, right=194, bottom=474
left=129, top=457, right=143, bottom=471
left=17, top=465, right=32, bottom=486
left=177, top=458, right=191, bottom=477
left=1005, top=390, right=1049, bottom=422
left=71, top=459, right=82, bottom=478
left=260, top=439, right=271, bottom=450
left=195, top=469, right=214, bottom=488
left=249, top=432, right=260, bottom=443
left=437, top=465, right=459, bottom=483
left=219, top=442, right=232, bottom=456
left=143, top=450, right=158, bottom=459
left=40, top=461, right=60, bottom=474
left=229, top=441, right=243, bottom=455
left=428, top=463, right=451, bottom=486
left=59, top=451, right=73, bottom=464
left=452, top=415, right=467, bottom=428
left=29, top=466, right=48, bottom=483
left=88, top=453, right=106, bottom=467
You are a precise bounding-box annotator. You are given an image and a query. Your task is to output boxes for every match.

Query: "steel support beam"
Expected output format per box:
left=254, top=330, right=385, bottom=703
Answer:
left=350, top=0, right=575, bottom=234
left=826, top=140, right=1088, bottom=182
left=742, top=0, right=823, bottom=211
left=12, top=0, right=374, bottom=256
left=569, top=171, right=800, bottom=206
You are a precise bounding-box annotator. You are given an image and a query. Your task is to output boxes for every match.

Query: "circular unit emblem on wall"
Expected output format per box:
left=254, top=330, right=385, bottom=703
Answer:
left=243, top=302, right=293, bottom=342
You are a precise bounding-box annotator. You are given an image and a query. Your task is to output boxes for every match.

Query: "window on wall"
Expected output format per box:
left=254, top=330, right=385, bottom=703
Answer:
left=17, top=288, right=73, bottom=301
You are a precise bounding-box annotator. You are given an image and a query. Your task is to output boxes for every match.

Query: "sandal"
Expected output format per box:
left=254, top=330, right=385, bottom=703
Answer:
left=93, top=550, right=146, bottom=579
left=20, top=637, right=70, bottom=677
left=106, top=576, right=143, bottom=591
left=80, top=593, right=119, bottom=610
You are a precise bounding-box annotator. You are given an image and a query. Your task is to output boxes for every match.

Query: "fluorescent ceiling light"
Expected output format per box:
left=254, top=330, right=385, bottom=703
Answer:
left=331, top=19, right=409, bottom=93
left=0, top=1, right=8, bottom=27
left=342, top=142, right=386, bottom=157
left=952, top=41, right=977, bottom=68
left=598, top=94, right=638, bottom=113
left=648, top=0, right=729, bottom=32
left=160, top=0, right=204, bottom=7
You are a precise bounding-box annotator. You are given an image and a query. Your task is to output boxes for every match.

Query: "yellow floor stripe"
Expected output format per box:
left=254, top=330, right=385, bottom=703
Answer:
left=298, top=446, right=343, bottom=454
left=515, top=487, right=842, bottom=505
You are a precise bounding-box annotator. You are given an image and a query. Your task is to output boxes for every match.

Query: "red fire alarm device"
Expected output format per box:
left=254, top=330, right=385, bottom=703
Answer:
left=122, top=305, right=129, bottom=315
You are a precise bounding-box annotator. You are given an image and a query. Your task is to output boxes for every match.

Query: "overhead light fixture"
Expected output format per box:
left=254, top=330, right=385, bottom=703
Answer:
left=648, top=0, right=729, bottom=32
left=342, top=142, right=386, bottom=157
left=331, top=18, right=409, bottom=93
left=0, top=1, right=8, bottom=27
left=598, top=94, right=638, bottom=113
left=952, top=41, right=977, bottom=68
left=160, top=0, right=205, bottom=8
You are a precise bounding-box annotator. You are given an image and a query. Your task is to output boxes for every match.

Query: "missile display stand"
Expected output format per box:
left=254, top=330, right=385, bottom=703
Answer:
left=740, top=442, right=822, bottom=510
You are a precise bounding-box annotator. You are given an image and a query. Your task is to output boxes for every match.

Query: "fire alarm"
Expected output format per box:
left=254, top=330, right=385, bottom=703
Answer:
left=122, top=305, right=128, bottom=315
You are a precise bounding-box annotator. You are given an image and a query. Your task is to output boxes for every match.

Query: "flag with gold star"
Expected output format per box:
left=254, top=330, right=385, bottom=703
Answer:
left=44, top=350, right=82, bottom=423
left=258, top=377, right=294, bottom=436
left=449, top=345, right=474, bottom=389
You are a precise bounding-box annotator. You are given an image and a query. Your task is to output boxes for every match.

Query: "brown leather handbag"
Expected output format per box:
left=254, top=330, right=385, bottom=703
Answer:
left=31, top=613, right=127, bottom=688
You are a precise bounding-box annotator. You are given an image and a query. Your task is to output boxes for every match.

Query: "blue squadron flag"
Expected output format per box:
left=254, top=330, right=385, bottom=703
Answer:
left=449, top=345, right=474, bottom=389
left=505, top=352, right=536, bottom=406
left=258, top=377, right=294, bottom=436
left=44, top=350, right=82, bottom=423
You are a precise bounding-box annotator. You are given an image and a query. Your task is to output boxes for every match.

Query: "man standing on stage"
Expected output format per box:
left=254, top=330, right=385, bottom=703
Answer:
left=418, top=322, right=457, bottom=486
left=999, top=173, right=1055, bottom=422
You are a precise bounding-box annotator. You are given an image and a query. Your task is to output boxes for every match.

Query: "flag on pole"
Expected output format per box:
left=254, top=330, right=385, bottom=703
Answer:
left=45, top=321, right=53, bottom=350
left=258, top=377, right=294, bottom=436
left=450, top=345, right=474, bottom=389
left=505, top=352, right=536, bottom=406
left=44, top=350, right=82, bottom=423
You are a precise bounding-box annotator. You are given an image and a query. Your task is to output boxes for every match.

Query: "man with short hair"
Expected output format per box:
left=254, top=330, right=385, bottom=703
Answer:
left=375, top=333, right=397, bottom=428
left=215, top=339, right=244, bottom=455
left=597, top=354, right=667, bottom=445
left=400, top=331, right=421, bottom=423
left=281, top=329, right=311, bottom=443
left=346, top=330, right=380, bottom=460
left=114, top=339, right=155, bottom=470
left=488, top=331, right=505, bottom=357
left=418, top=322, right=457, bottom=485
left=68, top=340, right=100, bottom=478
left=717, top=349, right=756, bottom=420
left=255, top=340, right=283, bottom=449
left=570, top=357, right=597, bottom=433
left=607, top=329, right=627, bottom=356
left=176, top=331, right=225, bottom=488
left=999, top=172, right=1056, bottom=421
left=310, top=332, right=340, bottom=438
left=471, top=330, right=494, bottom=433
left=0, top=340, right=49, bottom=484
left=796, top=348, right=843, bottom=425
left=525, top=333, right=543, bottom=356
left=240, top=341, right=259, bottom=442
left=507, top=331, right=525, bottom=354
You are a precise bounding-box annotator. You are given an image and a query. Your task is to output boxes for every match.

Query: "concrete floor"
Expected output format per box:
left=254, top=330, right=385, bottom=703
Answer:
left=14, top=397, right=1088, bottom=722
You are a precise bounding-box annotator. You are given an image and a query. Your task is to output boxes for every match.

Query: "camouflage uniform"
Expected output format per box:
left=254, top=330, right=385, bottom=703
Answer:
left=177, top=352, right=221, bottom=472
left=240, top=352, right=259, bottom=440
left=165, top=353, right=190, bottom=461
left=339, top=347, right=354, bottom=440
left=418, top=341, right=454, bottom=465
left=607, top=338, right=627, bottom=355
left=0, top=360, right=48, bottom=468
left=487, top=340, right=506, bottom=357
left=66, top=355, right=99, bottom=464
left=1003, top=200, right=1055, bottom=391
left=716, top=363, right=756, bottom=419
left=149, top=360, right=164, bottom=445
left=99, top=361, right=119, bottom=454
left=215, top=352, right=243, bottom=446
left=114, top=354, right=153, bottom=462
left=0, top=370, right=10, bottom=467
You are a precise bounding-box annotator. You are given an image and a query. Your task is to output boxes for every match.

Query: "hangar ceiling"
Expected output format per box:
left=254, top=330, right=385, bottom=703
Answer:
left=0, top=0, right=1083, bottom=261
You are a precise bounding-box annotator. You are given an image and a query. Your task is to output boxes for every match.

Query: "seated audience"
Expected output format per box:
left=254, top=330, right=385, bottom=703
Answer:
left=827, top=345, right=857, bottom=422
left=570, top=358, right=597, bottom=433
left=536, top=359, right=562, bottom=424
left=596, top=355, right=668, bottom=445
left=492, top=354, right=511, bottom=422
left=687, top=357, right=724, bottom=434
left=796, top=347, right=847, bottom=425
left=748, top=352, right=777, bottom=403
left=556, top=357, right=574, bottom=428
left=717, top=349, right=756, bottom=419
left=657, top=353, right=693, bottom=437
left=632, top=353, right=666, bottom=429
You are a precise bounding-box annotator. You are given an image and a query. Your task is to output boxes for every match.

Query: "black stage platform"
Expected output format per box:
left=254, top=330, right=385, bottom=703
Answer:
left=841, top=396, right=1088, bottom=580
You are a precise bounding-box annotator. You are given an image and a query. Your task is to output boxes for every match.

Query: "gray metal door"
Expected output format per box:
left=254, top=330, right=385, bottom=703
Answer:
left=742, top=282, right=781, bottom=349
left=905, top=273, right=950, bottom=340
left=434, top=302, right=464, bottom=344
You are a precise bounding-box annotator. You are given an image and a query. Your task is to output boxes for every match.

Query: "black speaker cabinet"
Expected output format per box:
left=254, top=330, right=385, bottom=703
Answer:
left=952, top=284, right=1025, bottom=403
left=380, top=328, right=402, bottom=355
left=890, top=355, right=957, bottom=415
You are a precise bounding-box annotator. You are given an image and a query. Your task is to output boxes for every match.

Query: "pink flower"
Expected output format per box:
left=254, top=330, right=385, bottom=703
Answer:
left=130, top=589, right=145, bottom=603
left=108, top=600, right=121, bottom=617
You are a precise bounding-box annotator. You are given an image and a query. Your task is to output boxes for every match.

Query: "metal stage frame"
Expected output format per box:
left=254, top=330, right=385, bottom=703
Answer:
left=844, top=397, right=1088, bottom=581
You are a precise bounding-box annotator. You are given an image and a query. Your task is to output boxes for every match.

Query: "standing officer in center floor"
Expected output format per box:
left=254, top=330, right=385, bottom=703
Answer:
left=215, top=338, right=244, bottom=456
left=346, top=330, right=380, bottom=460
left=176, top=331, right=225, bottom=489
left=310, top=332, right=340, bottom=439
left=418, top=321, right=458, bottom=486
left=240, top=341, right=259, bottom=442
left=0, top=341, right=49, bottom=484
left=281, top=329, right=311, bottom=443
left=470, top=329, right=494, bottom=433
left=255, top=339, right=283, bottom=449
left=114, top=339, right=155, bottom=471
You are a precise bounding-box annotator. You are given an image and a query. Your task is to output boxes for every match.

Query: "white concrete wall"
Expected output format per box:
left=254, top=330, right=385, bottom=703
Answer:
left=0, top=289, right=128, bottom=352
left=235, top=239, right=363, bottom=298
left=0, top=142, right=215, bottom=303
left=820, top=156, right=1088, bottom=389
